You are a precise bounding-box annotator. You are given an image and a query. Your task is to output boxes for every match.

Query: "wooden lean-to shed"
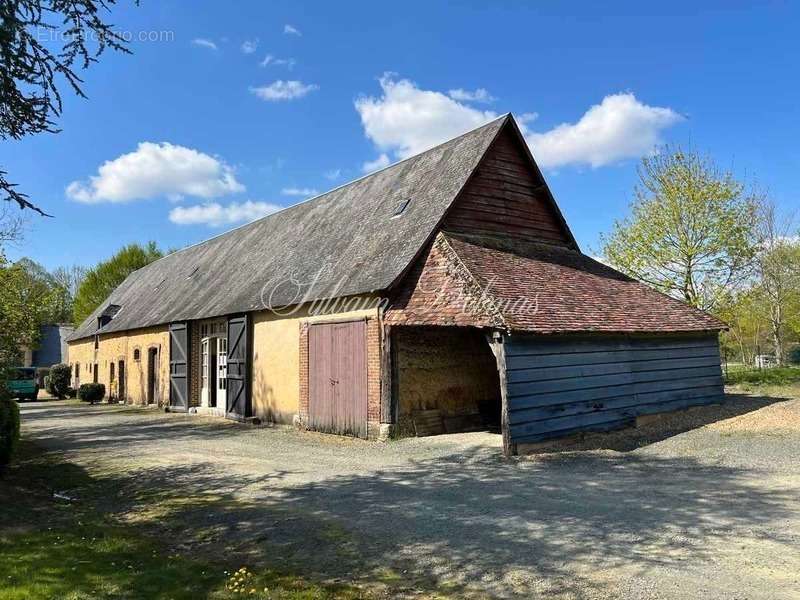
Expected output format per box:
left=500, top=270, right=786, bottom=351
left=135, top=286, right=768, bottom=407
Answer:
left=67, top=114, right=726, bottom=455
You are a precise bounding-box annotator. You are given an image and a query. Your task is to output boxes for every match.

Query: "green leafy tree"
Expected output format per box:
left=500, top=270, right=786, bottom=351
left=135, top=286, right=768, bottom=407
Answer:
left=15, top=257, right=73, bottom=323
left=754, top=200, right=800, bottom=364
left=602, top=148, right=760, bottom=312
left=717, top=288, right=770, bottom=366
left=0, top=254, right=51, bottom=376
left=1, top=0, right=134, bottom=215
left=73, top=242, right=164, bottom=325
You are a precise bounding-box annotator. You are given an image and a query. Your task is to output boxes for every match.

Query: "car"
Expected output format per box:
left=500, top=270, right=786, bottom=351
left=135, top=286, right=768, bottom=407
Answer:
left=6, top=367, right=40, bottom=401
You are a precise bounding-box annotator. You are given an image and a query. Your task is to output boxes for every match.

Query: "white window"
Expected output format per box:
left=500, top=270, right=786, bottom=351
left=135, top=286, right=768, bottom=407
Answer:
left=218, top=337, right=228, bottom=391
left=201, top=338, right=209, bottom=390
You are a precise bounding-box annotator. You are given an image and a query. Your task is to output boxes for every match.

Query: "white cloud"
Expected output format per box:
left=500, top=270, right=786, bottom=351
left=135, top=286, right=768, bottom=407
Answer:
left=240, top=38, right=259, bottom=54
left=250, top=80, right=318, bottom=101
left=524, top=93, right=683, bottom=168
left=355, top=74, right=497, bottom=160
left=283, top=24, right=301, bottom=36
left=281, top=187, right=318, bottom=197
left=66, top=142, right=245, bottom=203
left=259, top=54, right=296, bottom=69
left=355, top=74, right=682, bottom=170
left=191, top=38, right=218, bottom=51
left=448, top=88, right=496, bottom=103
left=323, top=169, right=341, bottom=180
left=362, top=153, right=390, bottom=173
left=169, top=200, right=282, bottom=227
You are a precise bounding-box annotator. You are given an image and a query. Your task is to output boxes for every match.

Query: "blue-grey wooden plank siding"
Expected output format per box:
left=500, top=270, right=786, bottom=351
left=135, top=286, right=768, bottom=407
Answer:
left=504, top=333, right=724, bottom=444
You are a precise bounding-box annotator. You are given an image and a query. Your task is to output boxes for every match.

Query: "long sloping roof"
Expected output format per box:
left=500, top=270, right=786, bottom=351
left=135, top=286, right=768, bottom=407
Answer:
left=442, top=233, right=725, bottom=333
left=69, top=115, right=510, bottom=341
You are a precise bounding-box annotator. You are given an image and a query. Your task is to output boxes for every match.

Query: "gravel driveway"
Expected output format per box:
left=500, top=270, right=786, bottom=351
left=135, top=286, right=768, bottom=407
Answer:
left=19, top=393, right=800, bottom=599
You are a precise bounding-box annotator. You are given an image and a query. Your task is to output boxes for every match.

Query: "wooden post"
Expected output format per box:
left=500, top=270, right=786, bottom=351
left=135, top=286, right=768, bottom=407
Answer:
left=380, top=322, right=395, bottom=426
left=487, top=330, right=514, bottom=457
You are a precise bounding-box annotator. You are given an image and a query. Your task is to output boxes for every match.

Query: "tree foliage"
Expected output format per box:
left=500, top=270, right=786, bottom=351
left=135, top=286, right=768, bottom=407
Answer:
left=14, top=257, right=74, bottom=323
left=602, top=148, right=760, bottom=312
left=1, top=0, right=133, bottom=215
left=719, top=236, right=800, bottom=366
left=753, top=201, right=800, bottom=364
left=72, top=242, right=164, bottom=325
left=0, top=253, right=52, bottom=375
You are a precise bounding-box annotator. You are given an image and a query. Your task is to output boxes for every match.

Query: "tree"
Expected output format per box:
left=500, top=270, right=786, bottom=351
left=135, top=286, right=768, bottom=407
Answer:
left=717, top=288, right=769, bottom=366
left=602, top=148, right=760, bottom=312
left=0, top=254, right=52, bottom=375
left=73, top=242, right=164, bottom=325
left=52, top=264, right=88, bottom=300
left=754, top=200, right=800, bottom=364
left=1, top=0, right=133, bottom=215
left=15, top=257, right=73, bottom=323
left=0, top=205, right=24, bottom=245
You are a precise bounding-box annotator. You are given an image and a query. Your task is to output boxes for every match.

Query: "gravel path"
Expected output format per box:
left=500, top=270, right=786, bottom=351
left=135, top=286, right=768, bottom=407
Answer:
left=19, top=393, right=800, bottom=599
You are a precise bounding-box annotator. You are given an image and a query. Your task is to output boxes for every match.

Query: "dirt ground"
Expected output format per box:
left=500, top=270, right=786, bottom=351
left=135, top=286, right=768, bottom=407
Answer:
left=16, top=390, right=800, bottom=599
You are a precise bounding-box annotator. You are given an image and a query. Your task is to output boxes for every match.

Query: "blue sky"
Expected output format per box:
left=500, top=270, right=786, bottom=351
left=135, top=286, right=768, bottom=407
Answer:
left=3, top=0, right=799, bottom=270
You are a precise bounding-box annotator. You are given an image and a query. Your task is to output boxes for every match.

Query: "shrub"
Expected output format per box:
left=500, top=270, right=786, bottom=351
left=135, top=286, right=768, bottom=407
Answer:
left=0, top=399, right=21, bottom=468
left=47, top=364, right=72, bottom=399
left=66, top=387, right=77, bottom=399
left=725, top=366, right=800, bottom=387
left=78, top=383, right=105, bottom=404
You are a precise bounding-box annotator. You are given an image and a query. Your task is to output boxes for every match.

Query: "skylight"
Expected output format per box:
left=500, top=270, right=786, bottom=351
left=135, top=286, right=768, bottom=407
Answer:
left=391, top=198, right=411, bottom=218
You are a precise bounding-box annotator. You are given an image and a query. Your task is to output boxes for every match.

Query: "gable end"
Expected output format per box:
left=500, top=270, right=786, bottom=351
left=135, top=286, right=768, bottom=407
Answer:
left=441, top=119, right=578, bottom=249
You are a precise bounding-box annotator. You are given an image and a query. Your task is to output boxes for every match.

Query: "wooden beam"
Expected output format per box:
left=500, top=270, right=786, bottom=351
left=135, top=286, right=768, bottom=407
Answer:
left=487, top=330, right=515, bottom=457
left=380, top=322, right=395, bottom=425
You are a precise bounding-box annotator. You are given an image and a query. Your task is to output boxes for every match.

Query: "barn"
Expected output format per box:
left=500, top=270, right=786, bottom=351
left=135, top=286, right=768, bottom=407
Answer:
left=67, top=114, right=726, bottom=455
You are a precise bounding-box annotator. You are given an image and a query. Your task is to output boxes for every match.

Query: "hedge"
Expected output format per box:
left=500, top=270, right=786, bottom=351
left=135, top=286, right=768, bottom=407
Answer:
left=78, top=383, right=105, bottom=404
left=0, top=399, right=20, bottom=467
left=47, top=363, right=72, bottom=399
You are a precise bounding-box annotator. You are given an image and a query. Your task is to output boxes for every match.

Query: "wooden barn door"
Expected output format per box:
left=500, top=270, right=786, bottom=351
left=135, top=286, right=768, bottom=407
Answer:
left=308, top=320, right=367, bottom=437
left=169, top=322, right=190, bottom=411
left=226, top=314, right=250, bottom=421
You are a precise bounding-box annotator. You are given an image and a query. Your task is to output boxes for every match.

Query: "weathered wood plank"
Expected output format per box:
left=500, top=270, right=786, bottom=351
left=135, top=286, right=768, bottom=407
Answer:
left=512, top=395, right=723, bottom=443
left=508, top=384, right=724, bottom=425
left=441, top=125, right=571, bottom=246
left=508, top=375, right=724, bottom=411
left=506, top=345, right=720, bottom=370
left=507, top=365, right=722, bottom=397
left=510, top=393, right=723, bottom=439
left=505, top=334, right=719, bottom=357
left=507, top=355, right=723, bottom=384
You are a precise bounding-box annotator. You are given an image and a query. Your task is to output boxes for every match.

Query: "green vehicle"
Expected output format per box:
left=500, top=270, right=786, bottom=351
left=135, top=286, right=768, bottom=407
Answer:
left=5, top=367, right=39, bottom=401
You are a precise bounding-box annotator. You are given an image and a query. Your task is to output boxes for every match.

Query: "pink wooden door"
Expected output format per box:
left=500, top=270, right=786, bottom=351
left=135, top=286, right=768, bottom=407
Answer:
left=308, top=320, right=367, bottom=437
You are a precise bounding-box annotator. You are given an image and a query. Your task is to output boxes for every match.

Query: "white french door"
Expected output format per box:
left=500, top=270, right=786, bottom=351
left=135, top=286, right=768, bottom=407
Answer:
left=200, top=338, right=210, bottom=407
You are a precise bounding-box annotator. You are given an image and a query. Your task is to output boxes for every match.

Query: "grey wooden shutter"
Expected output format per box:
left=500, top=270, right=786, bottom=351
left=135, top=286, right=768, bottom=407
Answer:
left=169, top=322, right=190, bottom=411
left=226, top=314, right=250, bottom=420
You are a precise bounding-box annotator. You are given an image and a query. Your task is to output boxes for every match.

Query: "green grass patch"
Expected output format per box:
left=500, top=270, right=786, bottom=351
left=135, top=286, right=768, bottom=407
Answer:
left=724, top=366, right=800, bottom=387
left=0, top=441, right=370, bottom=599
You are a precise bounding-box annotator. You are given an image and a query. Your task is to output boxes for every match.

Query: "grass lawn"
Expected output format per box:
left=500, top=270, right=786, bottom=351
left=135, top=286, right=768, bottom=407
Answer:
left=0, top=441, right=371, bottom=600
